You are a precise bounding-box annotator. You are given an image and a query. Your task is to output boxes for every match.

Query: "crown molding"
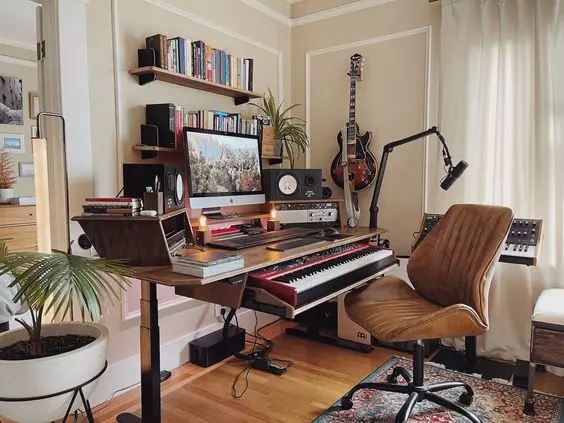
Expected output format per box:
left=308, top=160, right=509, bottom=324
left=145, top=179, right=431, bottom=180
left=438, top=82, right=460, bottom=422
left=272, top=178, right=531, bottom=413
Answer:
left=292, top=0, right=397, bottom=26
left=238, top=0, right=292, bottom=26
left=239, top=0, right=400, bottom=27
left=0, top=35, right=36, bottom=51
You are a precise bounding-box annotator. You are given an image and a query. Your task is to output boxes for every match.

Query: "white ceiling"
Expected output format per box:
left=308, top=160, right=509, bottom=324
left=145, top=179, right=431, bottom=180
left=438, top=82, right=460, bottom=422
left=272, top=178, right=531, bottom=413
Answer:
left=0, top=0, right=38, bottom=50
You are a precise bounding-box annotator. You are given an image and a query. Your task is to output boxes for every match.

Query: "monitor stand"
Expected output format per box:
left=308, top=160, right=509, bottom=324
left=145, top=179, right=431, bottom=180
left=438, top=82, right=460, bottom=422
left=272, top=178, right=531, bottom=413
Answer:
left=202, top=207, right=238, bottom=220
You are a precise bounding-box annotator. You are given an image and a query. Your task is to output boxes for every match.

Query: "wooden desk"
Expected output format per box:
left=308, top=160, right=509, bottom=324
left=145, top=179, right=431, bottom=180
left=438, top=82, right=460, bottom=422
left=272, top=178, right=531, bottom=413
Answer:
left=73, top=216, right=392, bottom=423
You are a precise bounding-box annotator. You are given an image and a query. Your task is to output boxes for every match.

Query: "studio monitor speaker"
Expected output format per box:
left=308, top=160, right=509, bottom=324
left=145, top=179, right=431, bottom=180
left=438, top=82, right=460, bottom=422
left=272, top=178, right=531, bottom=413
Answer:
left=262, top=169, right=322, bottom=201
left=123, top=163, right=185, bottom=213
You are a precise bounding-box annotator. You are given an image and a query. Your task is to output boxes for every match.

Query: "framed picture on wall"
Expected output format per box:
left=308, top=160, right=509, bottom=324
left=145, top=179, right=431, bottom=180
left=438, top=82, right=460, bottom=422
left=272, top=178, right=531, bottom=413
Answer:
left=1, top=134, right=25, bottom=153
left=29, top=92, right=39, bottom=120
left=18, top=162, right=34, bottom=177
left=0, top=76, right=23, bottom=125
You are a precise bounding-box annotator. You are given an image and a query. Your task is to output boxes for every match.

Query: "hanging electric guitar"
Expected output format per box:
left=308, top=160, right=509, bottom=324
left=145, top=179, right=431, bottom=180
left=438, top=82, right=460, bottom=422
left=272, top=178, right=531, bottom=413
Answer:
left=330, top=53, right=378, bottom=192
left=330, top=54, right=377, bottom=227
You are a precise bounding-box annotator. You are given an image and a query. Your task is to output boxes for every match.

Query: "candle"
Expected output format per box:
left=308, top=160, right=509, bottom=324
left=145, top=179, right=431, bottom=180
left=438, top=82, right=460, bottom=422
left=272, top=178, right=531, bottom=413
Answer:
left=267, top=207, right=280, bottom=231
left=196, top=214, right=211, bottom=245
left=199, top=214, right=207, bottom=230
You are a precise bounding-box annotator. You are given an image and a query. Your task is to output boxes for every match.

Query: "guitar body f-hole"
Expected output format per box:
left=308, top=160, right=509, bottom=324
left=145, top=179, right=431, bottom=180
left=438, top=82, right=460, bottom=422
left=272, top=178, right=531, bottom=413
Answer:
left=330, top=123, right=377, bottom=191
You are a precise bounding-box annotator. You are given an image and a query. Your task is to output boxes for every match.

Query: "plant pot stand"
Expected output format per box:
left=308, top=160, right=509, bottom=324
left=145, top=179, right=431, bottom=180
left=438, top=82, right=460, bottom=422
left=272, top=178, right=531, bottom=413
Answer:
left=0, top=360, right=107, bottom=423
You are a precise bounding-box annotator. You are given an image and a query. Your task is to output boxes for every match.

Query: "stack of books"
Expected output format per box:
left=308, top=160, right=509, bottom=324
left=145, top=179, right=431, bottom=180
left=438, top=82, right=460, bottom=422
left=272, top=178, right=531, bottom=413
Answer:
left=81, top=197, right=141, bottom=217
left=171, top=250, right=244, bottom=278
left=146, top=34, right=254, bottom=91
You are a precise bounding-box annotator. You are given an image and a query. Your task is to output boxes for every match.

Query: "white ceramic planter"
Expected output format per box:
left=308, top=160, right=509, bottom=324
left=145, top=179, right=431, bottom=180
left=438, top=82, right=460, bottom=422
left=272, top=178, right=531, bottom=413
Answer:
left=0, top=322, right=108, bottom=423
left=0, top=188, right=14, bottom=203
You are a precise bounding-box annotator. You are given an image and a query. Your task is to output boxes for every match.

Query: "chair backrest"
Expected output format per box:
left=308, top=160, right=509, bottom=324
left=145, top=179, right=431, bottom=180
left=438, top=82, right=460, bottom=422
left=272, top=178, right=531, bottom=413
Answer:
left=407, top=204, right=513, bottom=326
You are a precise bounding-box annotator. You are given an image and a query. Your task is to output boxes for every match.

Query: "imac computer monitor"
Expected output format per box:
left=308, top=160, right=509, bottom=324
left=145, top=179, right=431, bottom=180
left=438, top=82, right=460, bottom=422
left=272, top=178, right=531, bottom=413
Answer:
left=184, top=127, right=266, bottom=209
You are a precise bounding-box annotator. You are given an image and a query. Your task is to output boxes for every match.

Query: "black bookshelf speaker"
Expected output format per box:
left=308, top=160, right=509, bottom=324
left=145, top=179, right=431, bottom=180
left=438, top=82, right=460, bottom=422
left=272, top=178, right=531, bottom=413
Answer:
left=140, top=124, right=159, bottom=159
left=262, top=169, right=322, bottom=201
left=123, top=164, right=185, bottom=213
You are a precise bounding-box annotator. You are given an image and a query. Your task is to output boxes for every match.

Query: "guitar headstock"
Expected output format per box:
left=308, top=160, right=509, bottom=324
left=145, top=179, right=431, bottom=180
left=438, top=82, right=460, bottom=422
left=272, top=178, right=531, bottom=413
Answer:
left=347, top=53, right=365, bottom=80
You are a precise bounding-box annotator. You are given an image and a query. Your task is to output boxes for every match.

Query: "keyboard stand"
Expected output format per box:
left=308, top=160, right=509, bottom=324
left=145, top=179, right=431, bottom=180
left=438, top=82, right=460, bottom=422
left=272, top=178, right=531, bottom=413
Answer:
left=285, top=326, right=373, bottom=353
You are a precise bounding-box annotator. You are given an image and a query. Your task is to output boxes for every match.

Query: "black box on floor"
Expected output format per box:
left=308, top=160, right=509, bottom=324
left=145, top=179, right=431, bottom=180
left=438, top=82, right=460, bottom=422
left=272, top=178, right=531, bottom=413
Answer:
left=189, top=324, right=245, bottom=367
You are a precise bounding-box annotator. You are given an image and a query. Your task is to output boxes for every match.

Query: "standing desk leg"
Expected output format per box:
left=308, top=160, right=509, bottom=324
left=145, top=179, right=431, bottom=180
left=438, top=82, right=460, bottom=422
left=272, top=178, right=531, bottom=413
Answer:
left=117, top=281, right=161, bottom=423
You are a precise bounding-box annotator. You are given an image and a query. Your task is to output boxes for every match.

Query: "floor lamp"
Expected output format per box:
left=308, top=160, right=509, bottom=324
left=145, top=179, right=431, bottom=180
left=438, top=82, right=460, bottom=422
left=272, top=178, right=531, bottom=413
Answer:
left=32, top=112, right=72, bottom=321
left=32, top=112, right=70, bottom=256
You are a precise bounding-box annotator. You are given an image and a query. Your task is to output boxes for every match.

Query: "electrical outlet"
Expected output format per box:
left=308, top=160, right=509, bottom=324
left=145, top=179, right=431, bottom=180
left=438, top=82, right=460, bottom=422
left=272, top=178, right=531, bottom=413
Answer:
left=214, top=305, right=225, bottom=322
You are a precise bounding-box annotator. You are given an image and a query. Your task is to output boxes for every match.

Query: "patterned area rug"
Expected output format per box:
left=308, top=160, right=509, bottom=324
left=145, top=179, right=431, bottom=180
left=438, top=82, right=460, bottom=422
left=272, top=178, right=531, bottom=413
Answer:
left=313, top=356, right=564, bottom=422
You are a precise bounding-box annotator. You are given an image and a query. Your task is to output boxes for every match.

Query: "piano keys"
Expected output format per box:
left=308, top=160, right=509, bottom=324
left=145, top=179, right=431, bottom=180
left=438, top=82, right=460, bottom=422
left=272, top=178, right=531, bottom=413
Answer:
left=501, top=219, right=543, bottom=266
left=247, top=243, right=397, bottom=308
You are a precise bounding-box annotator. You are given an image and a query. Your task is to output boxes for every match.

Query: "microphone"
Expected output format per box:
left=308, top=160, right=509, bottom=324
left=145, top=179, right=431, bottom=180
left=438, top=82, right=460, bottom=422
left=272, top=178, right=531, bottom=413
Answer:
left=440, top=160, right=468, bottom=191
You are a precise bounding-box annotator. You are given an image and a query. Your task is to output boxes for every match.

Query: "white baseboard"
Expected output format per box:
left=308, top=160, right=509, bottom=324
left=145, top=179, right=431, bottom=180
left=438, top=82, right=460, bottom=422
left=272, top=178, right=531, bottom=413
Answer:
left=89, top=309, right=277, bottom=407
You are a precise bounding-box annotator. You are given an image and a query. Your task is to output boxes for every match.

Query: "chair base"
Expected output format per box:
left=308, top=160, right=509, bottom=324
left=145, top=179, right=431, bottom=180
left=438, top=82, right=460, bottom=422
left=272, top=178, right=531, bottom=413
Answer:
left=339, top=342, right=482, bottom=423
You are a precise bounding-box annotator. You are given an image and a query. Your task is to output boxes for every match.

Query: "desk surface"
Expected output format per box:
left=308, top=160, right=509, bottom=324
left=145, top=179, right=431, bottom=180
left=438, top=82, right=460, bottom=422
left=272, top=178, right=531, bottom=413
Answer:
left=133, top=226, right=386, bottom=287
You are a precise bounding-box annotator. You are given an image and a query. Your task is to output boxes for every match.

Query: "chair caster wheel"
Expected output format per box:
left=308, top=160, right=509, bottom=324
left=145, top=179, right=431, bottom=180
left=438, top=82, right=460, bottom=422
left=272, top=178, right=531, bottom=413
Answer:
left=459, top=392, right=473, bottom=406
left=524, top=398, right=535, bottom=416
left=340, top=397, right=353, bottom=410
left=386, top=375, right=398, bottom=384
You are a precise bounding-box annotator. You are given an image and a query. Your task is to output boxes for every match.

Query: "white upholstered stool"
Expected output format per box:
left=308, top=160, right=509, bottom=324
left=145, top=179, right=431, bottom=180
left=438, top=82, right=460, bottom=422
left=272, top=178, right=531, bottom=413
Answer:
left=524, top=289, right=564, bottom=415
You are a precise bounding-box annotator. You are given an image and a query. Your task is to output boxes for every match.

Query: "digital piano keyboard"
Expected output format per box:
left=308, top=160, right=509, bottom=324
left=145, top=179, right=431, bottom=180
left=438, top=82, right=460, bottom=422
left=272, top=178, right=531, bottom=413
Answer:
left=246, top=242, right=397, bottom=311
left=412, top=213, right=543, bottom=266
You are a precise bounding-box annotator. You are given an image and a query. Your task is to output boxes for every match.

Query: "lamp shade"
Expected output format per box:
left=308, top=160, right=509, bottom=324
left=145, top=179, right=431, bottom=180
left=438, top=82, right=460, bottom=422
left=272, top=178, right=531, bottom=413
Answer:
left=32, top=138, right=52, bottom=253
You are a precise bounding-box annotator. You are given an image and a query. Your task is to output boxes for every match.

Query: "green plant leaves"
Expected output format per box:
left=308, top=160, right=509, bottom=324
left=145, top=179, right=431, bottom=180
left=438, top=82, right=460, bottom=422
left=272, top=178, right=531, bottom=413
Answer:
left=0, top=243, right=132, bottom=324
left=250, top=87, right=310, bottom=168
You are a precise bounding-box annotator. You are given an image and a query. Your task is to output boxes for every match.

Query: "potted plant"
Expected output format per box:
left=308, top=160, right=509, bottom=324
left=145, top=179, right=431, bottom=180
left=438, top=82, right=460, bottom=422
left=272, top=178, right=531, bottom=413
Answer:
left=251, top=88, right=310, bottom=169
left=0, top=240, right=132, bottom=423
left=0, top=148, right=16, bottom=203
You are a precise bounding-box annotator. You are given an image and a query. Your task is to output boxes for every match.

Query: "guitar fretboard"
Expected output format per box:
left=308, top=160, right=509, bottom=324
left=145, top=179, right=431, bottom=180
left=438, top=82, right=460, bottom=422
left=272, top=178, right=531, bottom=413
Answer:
left=347, top=75, right=356, bottom=145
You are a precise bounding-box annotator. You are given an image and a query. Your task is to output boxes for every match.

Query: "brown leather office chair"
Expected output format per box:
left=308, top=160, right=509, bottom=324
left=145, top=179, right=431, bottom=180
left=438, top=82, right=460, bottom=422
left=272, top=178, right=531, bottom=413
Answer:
left=340, top=204, right=513, bottom=423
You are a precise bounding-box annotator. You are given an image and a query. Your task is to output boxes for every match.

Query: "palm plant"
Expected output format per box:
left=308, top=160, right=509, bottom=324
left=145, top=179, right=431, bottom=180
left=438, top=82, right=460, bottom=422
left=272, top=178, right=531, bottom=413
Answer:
left=0, top=241, right=132, bottom=358
left=251, top=88, right=309, bottom=168
left=0, top=148, right=16, bottom=190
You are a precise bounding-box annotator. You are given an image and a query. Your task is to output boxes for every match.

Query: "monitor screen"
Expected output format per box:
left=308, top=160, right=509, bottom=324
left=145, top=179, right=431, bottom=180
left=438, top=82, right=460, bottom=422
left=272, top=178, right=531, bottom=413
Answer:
left=184, top=127, right=265, bottom=209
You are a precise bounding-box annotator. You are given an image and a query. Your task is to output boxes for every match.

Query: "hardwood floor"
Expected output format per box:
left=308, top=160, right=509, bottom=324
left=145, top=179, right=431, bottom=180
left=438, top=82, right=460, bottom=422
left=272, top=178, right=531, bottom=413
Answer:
left=89, top=320, right=564, bottom=423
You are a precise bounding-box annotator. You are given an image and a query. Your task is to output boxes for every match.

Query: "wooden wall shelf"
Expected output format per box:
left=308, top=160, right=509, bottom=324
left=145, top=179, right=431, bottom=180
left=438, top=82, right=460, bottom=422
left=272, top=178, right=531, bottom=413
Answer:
left=132, top=145, right=178, bottom=153
left=132, top=143, right=281, bottom=163
left=129, top=66, right=262, bottom=105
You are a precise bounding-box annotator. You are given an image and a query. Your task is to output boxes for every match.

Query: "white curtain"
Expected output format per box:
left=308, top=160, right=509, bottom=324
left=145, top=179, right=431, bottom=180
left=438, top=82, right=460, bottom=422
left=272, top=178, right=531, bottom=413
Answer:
left=435, top=0, right=564, bottom=368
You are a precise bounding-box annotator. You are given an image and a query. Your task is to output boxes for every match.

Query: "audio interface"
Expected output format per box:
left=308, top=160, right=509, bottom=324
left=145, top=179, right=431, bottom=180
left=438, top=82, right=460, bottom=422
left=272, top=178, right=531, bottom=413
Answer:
left=273, top=202, right=339, bottom=224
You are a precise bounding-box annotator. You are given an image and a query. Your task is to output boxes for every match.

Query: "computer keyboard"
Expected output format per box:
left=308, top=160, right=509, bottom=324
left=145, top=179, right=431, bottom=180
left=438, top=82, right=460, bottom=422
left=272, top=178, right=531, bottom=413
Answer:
left=207, top=227, right=319, bottom=250
left=266, top=237, right=326, bottom=252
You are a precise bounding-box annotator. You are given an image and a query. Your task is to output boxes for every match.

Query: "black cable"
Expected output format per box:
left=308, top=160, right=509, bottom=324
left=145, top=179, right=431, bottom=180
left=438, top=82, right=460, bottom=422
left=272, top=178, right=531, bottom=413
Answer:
left=231, top=311, right=260, bottom=398
left=115, top=187, right=124, bottom=197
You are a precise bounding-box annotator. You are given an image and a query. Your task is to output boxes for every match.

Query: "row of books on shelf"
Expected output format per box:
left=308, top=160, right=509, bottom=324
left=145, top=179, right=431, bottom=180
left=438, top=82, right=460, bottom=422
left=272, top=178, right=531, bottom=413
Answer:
left=146, top=103, right=260, bottom=149
left=178, top=107, right=260, bottom=136
left=146, top=34, right=254, bottom=92
left=81, top=197, right=140, bottom=217
left=171, top=250, right=244, bottom=278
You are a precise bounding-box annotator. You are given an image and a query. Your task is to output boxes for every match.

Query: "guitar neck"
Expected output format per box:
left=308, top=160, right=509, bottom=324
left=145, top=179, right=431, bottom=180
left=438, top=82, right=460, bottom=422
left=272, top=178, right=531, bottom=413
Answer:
left=347, top=76, right=357, bottom=157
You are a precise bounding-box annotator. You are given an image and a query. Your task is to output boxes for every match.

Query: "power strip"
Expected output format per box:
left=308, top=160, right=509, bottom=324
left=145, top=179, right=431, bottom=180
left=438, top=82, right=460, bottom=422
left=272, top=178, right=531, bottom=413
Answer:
left=250, top=358, right=287, bottom=375
left=160, top=370, right=171, bottom=382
